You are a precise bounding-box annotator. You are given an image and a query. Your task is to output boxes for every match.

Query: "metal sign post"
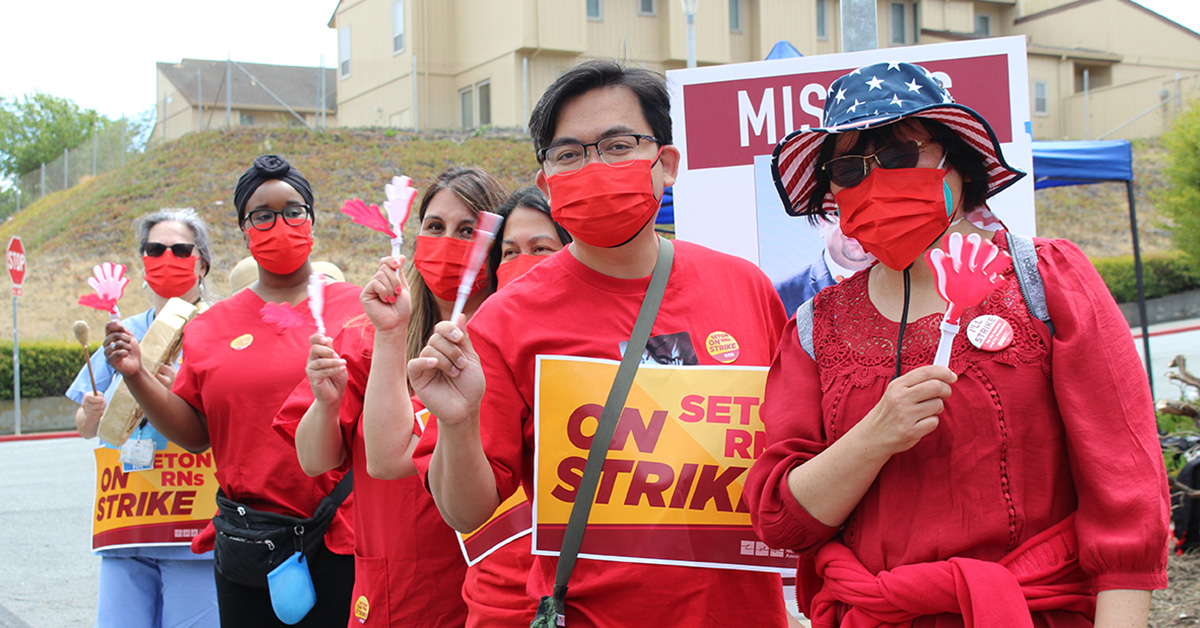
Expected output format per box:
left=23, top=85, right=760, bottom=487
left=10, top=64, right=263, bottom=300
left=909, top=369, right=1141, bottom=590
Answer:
left=7, top=237, right=25, bottom=435
left=11, top=296, right=17, bottom=435
left=841, top=0, right=878, bottom=52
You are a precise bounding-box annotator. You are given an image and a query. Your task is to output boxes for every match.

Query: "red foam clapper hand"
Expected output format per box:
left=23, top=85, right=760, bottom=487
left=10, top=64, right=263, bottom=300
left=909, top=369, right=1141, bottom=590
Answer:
left=925, top=232, right=1009, bottom=367
left=78, top=262, right=129, bottom=321
left=340, top=198, right=397, bottom=239
left=261, top=302, right=309, bottom=333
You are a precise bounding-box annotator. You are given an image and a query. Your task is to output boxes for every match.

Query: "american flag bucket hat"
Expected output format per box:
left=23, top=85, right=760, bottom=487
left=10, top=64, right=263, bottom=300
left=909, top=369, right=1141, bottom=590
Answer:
left=771, top=61, right=1026, bottom=216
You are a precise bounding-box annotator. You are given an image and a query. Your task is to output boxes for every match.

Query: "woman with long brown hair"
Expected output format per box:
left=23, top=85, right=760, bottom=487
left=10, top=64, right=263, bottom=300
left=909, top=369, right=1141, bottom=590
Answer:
left=278, top=167, right=512, bottom=627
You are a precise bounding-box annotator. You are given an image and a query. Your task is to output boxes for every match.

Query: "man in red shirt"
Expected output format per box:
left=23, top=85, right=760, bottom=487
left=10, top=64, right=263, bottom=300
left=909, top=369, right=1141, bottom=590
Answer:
left=409, top=60, right=791, bottom=627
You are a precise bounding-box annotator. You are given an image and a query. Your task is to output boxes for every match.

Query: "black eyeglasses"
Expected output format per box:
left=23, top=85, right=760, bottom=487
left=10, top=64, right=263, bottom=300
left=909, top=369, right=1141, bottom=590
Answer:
left=143, top=242, right=196, bottom=258
left=244, top=204, right=312, bottom=231
left=538, top=134, right=660, bottom=174
left=822, top=140, right=936, bottom=188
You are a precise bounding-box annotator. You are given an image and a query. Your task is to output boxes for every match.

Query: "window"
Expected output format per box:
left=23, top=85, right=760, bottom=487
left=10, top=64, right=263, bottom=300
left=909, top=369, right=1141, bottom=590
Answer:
left=1073, top=63, right=1112, bottom=93
left=975, top=14, right=991, bottom=36
left=890, top=3, right=907, bottom=44
left=339, top=25, right=351, bottom=77
left=816, top=0, right=827, bottom=39
left=392, top=0, right=405, bottom=54
left=587, top=0, right=601, bottom=21
left=460, top=87, right=474, bottom=128
left=729, top=0, right=742, bottom=33
left=477, top=82, right=491, bottom=126
left=1033, top=81, right=1049, bottom=116
left=239, top=113, right=255, bottom=126
left=639, top=0, right=655, bottom=16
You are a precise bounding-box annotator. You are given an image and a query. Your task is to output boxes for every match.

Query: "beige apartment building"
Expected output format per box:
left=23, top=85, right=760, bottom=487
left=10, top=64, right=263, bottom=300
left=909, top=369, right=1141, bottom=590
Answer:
left=153, top=59, right=338, bottom=142
left=331, top=0, right=1198, bottom=140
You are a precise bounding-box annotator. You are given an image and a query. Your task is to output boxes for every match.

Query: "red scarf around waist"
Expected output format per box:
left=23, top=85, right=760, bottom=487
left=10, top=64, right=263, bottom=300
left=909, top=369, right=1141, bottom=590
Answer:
left=807, top=515, right=1095, bottom=628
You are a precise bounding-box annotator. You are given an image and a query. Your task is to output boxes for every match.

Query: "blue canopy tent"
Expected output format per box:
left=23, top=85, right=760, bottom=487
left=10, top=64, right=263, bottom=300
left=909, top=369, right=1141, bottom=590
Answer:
left=1031, top=140, right=1153, bottom=395
left=765, top=40, right=803, bottom=60
left=658, top=186, right=674, bottom=225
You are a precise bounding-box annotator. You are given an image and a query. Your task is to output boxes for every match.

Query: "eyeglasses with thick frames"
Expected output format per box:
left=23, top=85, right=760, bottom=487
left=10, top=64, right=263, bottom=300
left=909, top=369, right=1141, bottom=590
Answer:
left=538, top=134, right=660, bottom=173
left=244, top=204, right=312, bottom=231
left=822, top=139, right=937, bottom=188
left=143, top=242, right=196, bottom=258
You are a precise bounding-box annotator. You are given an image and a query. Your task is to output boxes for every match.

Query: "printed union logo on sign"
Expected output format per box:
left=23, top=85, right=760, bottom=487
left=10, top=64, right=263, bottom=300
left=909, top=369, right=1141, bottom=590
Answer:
left=6, top=236, right=25, bottom=296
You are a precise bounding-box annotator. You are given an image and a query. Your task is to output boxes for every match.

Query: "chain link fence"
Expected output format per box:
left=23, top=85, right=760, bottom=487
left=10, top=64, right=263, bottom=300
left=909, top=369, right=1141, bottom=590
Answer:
left=12, top=120, right=138, bottom=211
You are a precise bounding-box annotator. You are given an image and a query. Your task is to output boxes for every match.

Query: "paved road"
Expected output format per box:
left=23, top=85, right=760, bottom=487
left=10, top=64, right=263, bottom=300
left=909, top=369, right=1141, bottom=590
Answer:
left=0, top=436, right=98, bottom=628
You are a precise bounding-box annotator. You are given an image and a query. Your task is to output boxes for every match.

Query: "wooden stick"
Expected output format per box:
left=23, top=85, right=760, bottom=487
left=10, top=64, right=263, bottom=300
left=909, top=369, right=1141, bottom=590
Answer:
left=73, top=321, right=98, bottom=396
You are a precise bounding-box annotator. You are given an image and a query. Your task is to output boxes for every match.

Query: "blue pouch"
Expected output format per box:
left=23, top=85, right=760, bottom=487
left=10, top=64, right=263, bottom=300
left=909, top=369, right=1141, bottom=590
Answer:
left=267, top=551, right=317, bottom=625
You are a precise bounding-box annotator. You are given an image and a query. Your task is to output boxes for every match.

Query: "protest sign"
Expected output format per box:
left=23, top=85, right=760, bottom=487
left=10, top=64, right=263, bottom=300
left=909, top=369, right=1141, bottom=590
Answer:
left=92, top=442, right=218, bottom=550
left=533, top=355, right=795, bottom=572
left=667, top=37, right=1034, bottom=286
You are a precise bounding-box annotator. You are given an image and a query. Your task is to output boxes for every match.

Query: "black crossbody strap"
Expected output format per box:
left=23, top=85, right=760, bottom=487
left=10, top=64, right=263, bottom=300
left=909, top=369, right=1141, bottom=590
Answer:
left=551, top=237, right=674, bottom=618
left=326, top=470, right=354, bottom=506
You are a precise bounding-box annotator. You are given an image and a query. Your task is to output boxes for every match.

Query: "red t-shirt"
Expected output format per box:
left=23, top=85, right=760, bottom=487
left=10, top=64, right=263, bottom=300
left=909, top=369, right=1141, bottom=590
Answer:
left=173, top=282, right=361, bottom=554
left=274, top=320, right=469, bottom=628
left=746, top=234, right=1169, bottom=626
left=419, top=409, right=538, bottom=626
left=414, top=241, right=791, bottom=627
left=462, top=535, right=537, bottom=627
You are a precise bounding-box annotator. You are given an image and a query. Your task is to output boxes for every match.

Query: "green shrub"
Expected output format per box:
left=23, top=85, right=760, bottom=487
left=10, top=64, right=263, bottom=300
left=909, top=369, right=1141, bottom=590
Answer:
left=1092, top=252, right=1200, bottom=303
left=1157, top=102, right=1200, bottom=267
left=0, top=340, right=96, bottom=400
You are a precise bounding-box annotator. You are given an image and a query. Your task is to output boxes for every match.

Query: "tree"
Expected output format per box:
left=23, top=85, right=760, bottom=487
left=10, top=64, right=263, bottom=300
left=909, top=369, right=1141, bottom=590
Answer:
left=1159, top=102, right=1200, bottom=267
left=0, top=93, right=103, bottom=180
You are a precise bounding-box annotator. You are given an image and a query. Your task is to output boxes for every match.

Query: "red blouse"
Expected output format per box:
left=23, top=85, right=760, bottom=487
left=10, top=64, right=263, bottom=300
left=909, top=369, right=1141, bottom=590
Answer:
left=746, top=233, right=1169, bottom=627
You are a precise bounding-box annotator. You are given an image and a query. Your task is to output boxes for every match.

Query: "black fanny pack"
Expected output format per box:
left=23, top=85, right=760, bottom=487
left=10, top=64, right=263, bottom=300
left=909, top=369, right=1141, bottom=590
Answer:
left=212, top=471, right=353, bottom=588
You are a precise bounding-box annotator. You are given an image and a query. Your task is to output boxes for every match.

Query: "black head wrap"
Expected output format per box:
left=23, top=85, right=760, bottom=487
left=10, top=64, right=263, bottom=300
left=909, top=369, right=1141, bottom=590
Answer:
left=233, top=154, right=315, bottom=225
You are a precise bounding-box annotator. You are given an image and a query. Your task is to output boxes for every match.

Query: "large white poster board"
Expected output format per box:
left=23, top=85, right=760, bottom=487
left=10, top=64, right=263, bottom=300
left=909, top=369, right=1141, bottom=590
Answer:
left=666, top=37, right=1034, bottom=286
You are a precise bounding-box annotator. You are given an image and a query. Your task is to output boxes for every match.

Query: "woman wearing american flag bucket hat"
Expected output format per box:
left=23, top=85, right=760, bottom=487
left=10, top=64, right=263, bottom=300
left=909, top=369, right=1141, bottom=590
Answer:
left=746, top=61, right=1168, bottom=627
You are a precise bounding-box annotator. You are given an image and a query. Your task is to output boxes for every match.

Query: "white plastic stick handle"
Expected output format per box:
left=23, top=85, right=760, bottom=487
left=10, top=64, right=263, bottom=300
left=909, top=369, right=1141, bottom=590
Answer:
left=933, top=318, right=959, bottom=367
left=391, top=237, right=403, bottom=279
left=449, top=273, right=476, bottom=323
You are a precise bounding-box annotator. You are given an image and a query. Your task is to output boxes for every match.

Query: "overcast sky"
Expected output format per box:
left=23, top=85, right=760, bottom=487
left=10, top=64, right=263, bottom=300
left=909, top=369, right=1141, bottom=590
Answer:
left=2, top=0, right=1196, bottom=121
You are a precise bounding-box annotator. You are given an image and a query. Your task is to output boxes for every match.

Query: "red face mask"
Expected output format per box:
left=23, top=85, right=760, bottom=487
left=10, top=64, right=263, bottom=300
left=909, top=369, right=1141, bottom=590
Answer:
left=246, top=221, right=313, bottom=275
left=142, top=254, right=199, bottom=298
left=834, top=166, right=954, bottom=271
left=413, top=235, right=488, bottom=301
left=497, top=253, right=550, bottom=289
left=544, top=156, right=661, bottom=248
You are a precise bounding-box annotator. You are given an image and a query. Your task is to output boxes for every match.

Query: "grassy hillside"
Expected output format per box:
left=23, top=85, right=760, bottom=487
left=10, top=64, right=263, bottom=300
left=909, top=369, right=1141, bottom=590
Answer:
left=0, top=127, right=1177, bottom=341
left=1033, top=137, right=1173, bottom=259
left=0, top=126, right=540, bottom=341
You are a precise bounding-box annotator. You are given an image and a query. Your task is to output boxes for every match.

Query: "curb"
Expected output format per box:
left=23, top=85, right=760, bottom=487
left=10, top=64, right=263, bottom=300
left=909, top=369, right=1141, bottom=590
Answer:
left=1120, top=290, right=1200, bottom=328
left=0, top=430, right=79, bottom=443
left=1133, top=323, right=1200, bottom=340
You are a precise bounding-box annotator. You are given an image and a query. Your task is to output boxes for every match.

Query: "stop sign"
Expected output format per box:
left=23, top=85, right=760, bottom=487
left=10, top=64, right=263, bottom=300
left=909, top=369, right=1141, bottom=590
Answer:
left=7, top=237, right=26, bottom=295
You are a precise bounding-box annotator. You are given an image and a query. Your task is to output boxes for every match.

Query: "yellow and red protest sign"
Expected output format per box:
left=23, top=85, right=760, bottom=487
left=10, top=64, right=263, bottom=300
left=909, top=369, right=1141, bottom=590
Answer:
left=92, top=443, right=218, bottom=550
left=416, top=407, right=533, bottom=564
left=458, top=491, right=532, bottom=565
left=533, top=355, right=796, bottom=572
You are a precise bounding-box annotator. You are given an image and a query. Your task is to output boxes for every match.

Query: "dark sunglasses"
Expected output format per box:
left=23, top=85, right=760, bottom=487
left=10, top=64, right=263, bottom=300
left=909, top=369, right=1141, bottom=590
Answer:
left=143, top=242, right=196, bottom=258
left=822, top=139, right=934, bottom=188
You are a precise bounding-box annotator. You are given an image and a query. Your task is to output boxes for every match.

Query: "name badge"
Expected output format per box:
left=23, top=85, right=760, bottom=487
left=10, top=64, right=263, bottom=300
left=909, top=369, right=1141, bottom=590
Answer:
left=119, top=438, right=156, bottom=471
